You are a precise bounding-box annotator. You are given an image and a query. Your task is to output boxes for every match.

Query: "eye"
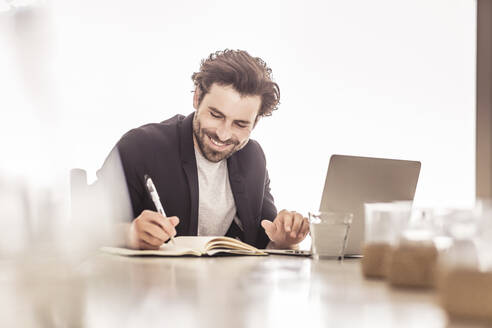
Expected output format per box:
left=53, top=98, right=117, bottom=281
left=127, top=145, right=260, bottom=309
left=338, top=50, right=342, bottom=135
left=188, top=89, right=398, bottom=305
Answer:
left=235, top=122, right=248, bottom=129
left=210, top=111, right=221, bottom=119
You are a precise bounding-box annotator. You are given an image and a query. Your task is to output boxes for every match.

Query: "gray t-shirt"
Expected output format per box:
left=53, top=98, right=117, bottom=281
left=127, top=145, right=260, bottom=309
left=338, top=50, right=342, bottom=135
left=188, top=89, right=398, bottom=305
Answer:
left=195, top=147, right=242, bottom=236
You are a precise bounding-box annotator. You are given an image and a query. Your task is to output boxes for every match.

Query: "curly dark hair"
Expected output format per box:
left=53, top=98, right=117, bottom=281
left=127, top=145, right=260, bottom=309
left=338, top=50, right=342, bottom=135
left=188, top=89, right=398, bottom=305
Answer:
left=191, top=49, right=280, bottom=117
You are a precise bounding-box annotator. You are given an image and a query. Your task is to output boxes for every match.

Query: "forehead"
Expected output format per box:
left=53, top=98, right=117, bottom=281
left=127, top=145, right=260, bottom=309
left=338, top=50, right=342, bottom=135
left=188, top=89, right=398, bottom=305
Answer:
left=202, top=84, right=261, bottom=120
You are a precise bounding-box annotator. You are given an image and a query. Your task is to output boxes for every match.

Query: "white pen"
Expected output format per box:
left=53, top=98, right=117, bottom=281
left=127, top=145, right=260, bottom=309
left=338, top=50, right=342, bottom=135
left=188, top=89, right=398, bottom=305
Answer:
left=144, top=174, right=175, bottom=244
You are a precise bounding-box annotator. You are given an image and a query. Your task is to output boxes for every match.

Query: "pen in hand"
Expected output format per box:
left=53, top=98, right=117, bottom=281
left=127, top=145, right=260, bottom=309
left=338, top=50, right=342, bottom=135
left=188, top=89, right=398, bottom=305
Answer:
left=144, top=174, right=176, bottom=245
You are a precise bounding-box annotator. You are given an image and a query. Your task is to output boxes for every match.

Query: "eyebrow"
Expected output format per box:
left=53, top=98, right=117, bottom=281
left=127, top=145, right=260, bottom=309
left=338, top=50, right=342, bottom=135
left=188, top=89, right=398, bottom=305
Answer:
left=208, top=106, right=252, bottom=125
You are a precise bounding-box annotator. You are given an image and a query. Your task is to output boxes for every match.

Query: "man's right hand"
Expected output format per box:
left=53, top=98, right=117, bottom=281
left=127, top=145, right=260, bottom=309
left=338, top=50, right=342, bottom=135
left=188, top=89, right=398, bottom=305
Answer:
left=127, top=210, right=180, bottom=250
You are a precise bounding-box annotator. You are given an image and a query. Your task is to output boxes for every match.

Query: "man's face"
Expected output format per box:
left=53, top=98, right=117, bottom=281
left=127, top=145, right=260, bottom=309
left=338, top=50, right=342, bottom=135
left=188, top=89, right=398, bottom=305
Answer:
left=193, top=83, right=261, bottom=163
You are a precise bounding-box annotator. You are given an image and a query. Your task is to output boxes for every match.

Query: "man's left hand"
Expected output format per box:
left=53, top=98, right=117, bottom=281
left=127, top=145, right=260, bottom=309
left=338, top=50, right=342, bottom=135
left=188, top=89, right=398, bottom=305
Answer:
left=261, top=209, right=309, bottom=249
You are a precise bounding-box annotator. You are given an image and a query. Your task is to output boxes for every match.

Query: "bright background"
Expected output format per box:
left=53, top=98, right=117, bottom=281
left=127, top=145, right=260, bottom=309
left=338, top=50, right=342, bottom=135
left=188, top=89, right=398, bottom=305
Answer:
left=0, top=0, right=476, bottom=216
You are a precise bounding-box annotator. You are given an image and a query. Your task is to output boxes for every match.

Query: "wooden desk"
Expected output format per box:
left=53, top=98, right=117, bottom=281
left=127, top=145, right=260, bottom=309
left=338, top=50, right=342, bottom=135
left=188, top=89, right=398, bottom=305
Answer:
left=2, top=254, right=453, bottom=327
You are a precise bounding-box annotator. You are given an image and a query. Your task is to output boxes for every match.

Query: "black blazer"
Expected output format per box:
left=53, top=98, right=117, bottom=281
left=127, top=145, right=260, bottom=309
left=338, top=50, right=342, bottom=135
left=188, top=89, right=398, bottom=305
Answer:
left=110, top=112, right=277, bottom=248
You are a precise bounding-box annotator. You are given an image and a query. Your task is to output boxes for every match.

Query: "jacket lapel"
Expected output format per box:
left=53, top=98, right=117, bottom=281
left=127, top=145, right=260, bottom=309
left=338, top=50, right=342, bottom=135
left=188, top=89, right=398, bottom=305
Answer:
left=179, top=113, right=199, bottom=236
left=227, top=155, right=255, bottom=245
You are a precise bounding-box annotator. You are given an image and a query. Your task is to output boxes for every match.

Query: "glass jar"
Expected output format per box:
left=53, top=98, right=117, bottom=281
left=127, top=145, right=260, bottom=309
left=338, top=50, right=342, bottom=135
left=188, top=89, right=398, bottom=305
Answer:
left=386, top=208, right=438, bottom=288
left=439, top=201, right=492, bottom=323
left=362, top=202, right=412, bottom=278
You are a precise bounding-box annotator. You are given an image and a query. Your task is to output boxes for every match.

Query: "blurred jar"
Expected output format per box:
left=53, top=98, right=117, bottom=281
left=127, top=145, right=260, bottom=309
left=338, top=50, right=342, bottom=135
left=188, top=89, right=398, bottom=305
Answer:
left=438, top=208, right=481, bottom=272
left=361, top=202, right=412, bottom=278
left=386, top=208, right=438, bottom=288
left=475, top=200, right=492, bottom=272
left=439, top=201, right=492, bottom=323
left=0, top=176, right=30, bottom=258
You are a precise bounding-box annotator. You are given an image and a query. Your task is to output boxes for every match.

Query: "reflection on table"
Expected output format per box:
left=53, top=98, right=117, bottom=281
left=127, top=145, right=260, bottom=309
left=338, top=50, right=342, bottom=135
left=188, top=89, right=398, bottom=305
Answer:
left=0, top=254, right=455, bottom=328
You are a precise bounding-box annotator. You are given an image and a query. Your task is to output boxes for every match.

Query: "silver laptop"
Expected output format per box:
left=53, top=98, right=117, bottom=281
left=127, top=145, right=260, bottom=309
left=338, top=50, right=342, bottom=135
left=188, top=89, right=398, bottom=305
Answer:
left=320, top=154, right=421, bottom=255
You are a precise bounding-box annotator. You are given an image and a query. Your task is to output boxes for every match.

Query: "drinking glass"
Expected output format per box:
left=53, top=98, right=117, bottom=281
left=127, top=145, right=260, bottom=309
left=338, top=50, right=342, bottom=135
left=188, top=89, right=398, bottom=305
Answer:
left=309, top=211, right=353, bottom=260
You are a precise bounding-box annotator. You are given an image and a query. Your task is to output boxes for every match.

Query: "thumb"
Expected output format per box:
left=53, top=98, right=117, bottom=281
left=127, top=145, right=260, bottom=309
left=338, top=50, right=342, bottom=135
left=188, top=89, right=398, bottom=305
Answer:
left=261, top=219, right=276, bottom=238
left=169, top=216, right=180, bottom=227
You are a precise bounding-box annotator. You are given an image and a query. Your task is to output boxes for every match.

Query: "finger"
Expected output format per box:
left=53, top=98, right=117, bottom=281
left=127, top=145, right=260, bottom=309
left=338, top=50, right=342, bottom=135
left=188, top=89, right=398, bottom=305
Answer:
left=168, top=216, right=180, bottom=227
left=300, top=218, right=310, bottom=237
left=145, top=211, right=166, bottom=229
left=283, top=212, right=293, bottom=232
left=140, top=239, right=160, bottom=250
left=261, top=220, right=276, bottom=239
left=142, top=210, right=165, bottom=230
left=158, top=216, right=178, bottom=238
left=140, top=231, right=164, bottom=247
left=142, top=221, right=168, bottom=242
left=291, top=213, right=304, bottom=238
left=274, top=216, right=284, bottom=234
left=149, top=214, right=177, bottom=238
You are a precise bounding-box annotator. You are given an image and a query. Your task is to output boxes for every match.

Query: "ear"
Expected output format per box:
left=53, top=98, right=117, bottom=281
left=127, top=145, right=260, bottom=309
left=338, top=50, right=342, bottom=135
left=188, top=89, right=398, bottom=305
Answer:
left=193, top=87, right=200, bottom=110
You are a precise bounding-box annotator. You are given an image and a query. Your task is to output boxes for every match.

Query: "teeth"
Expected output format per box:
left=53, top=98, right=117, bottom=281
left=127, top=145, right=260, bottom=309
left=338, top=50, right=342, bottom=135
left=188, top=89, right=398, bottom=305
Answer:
left=210, top=136, right=225, bottom=146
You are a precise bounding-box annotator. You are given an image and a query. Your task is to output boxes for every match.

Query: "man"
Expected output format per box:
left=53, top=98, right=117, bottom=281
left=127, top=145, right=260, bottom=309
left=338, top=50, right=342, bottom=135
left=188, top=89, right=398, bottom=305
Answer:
left=100, top=49, right=309, bottom=250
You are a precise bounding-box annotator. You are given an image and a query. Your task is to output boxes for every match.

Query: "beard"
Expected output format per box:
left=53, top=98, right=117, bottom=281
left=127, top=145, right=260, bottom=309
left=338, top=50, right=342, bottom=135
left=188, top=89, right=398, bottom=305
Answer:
left=193, top=116, right=247, bottom=163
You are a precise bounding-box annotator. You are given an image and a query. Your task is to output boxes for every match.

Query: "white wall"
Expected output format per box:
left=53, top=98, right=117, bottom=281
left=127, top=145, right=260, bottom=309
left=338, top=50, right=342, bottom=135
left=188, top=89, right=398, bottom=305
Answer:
left=0, top=0, right=476, bottom=215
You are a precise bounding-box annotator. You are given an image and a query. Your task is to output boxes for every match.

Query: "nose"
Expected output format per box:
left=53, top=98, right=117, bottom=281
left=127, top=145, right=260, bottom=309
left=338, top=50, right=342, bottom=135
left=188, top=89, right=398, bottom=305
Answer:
left=216, top=122, right=232, bottom=142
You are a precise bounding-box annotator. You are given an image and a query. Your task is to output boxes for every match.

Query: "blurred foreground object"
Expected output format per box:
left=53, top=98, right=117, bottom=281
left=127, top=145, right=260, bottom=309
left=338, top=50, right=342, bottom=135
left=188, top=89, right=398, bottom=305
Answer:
left=440, top=269, right=492, bottom=323
left=0, top=0, right=46, bottom=13
left=438, top=201, right=492, bottom=324
left=362, top=202, right=412, bottom=278
left=385, top=208, right=438, bottom=288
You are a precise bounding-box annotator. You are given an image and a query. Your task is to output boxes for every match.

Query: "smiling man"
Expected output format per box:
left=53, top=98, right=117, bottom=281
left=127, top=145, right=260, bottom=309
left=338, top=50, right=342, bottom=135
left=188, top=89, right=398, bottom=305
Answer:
left=99, top=50, right=309, bottom=250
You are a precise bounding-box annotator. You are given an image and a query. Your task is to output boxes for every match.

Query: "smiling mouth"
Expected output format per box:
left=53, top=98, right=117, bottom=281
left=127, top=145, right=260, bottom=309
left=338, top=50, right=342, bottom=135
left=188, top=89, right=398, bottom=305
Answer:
left=208, top=135, right=232, bottom=149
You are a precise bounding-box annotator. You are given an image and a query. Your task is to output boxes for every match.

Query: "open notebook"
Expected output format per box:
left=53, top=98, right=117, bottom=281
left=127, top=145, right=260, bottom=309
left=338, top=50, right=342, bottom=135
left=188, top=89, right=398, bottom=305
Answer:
left=101, top=236, right=267, bottom=257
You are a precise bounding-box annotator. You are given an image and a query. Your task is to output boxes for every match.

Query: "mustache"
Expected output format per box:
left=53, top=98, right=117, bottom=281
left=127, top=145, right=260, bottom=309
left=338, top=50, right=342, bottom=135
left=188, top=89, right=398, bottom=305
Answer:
left=204, top=131, right=239, bottom=146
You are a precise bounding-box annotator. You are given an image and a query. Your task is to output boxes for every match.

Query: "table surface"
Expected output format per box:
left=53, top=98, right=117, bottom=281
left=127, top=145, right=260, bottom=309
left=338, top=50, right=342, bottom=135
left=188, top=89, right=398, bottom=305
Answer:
left=1, top=252, right=483, bottom=328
